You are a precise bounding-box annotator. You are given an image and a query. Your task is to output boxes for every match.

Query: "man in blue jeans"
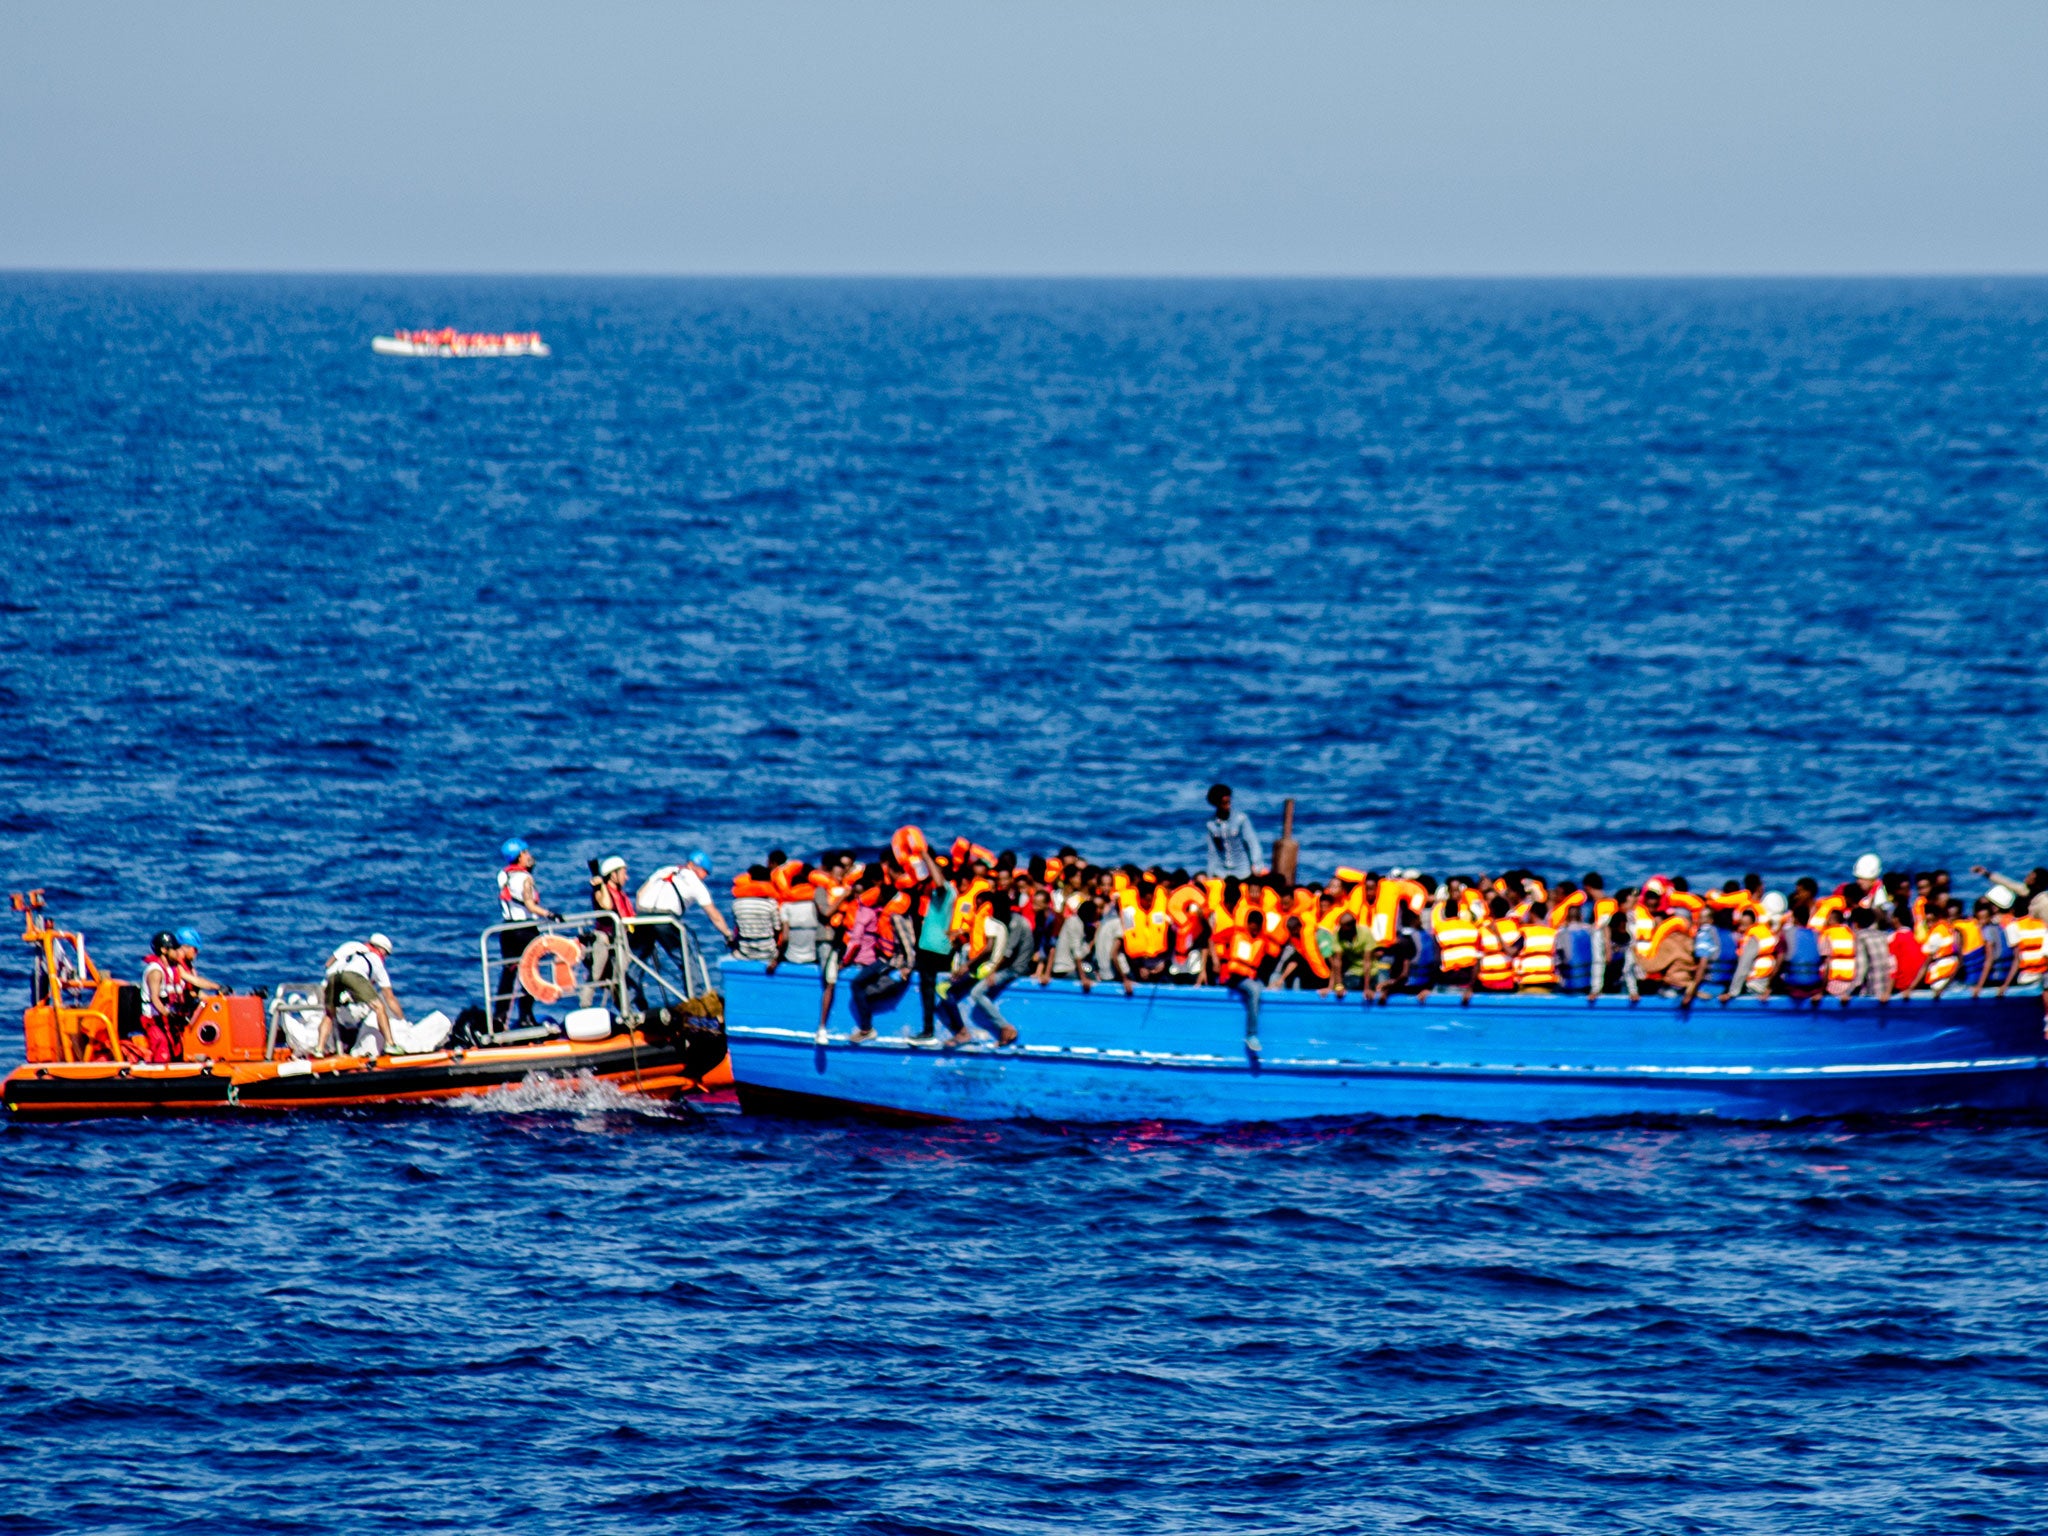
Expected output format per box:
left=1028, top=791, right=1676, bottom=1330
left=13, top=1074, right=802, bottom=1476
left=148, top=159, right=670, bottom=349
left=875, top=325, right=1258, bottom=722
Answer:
left=948, top=889, right=1028, bottom=1046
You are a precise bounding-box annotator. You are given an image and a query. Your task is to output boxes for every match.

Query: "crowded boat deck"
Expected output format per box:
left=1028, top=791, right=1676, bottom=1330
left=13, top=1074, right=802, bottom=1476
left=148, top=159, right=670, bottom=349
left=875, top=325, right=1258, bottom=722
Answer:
left=11, top=788, right=2047, bottom=1123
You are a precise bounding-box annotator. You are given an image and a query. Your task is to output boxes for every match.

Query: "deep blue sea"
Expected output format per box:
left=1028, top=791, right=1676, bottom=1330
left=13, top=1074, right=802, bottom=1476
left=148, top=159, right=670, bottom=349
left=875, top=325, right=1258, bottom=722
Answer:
left=4, top=276, right=2048, bottom=1533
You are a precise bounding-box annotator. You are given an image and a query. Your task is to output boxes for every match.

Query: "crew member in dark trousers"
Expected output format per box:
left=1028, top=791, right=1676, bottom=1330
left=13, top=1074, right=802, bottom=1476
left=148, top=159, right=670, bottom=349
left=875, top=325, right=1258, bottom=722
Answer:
left=494, top=838, right=559, bottom=1027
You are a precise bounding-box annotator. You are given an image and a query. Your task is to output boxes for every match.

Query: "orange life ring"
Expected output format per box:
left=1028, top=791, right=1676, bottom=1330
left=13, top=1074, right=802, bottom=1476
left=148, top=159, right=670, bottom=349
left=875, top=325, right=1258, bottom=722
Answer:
left=891, top=825, right=934, bottom=883
left=518, top=933, right=582, bottom=1004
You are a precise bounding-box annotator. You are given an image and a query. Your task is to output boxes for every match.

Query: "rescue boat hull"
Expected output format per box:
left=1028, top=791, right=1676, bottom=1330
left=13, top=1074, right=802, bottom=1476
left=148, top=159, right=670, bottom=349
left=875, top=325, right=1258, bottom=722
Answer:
left=371, top=336, right=550, bottom=358
left=721, top=962, right=2048, bottom=1125
left=2, top=1033, right=724, bottom=1121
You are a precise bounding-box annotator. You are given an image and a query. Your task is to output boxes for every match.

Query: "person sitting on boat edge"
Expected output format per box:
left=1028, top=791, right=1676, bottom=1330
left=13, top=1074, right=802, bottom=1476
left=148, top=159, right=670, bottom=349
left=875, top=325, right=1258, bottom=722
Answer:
left=730, top=865, right=787, bottom=967
left=810, top=851, right=861, bottom=1042
left=1213, top=907, right=1268, bottom=1052
left=1719, top=891, right=1787, bottom=1000
left=769, top=850, right=825, bottom=974
left=1682, top=904, right=1741, bottom=1004
left=1369, top=907, right=1425, bottom=1002
left=1088, top=884, right=1138, bottom=996
left=844, top=868, right=915, bottom=1044
left=943, top=887, right=1027, bottom=1046
left=1041, top=897, right=1096, bottom=986
left=321, top=933, right=405, bottom=1057
left=1514, top=900, right=1559, bottom=992
left=1317, top=910, right=1373, bottom=999
left=1628, top=892, right=1701, bottom=998
left=494, top=838, right=560, bottom=1030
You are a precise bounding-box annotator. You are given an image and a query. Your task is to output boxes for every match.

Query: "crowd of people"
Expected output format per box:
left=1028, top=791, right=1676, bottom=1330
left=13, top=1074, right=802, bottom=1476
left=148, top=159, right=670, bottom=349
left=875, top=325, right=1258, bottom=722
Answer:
left=474, top=783, right=2048, bottom=1053
left=114, top=789, right=2048, bottom=1065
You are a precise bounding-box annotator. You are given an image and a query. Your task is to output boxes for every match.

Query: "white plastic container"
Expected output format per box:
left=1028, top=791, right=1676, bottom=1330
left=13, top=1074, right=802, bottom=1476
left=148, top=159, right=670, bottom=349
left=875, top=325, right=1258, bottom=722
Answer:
left=563, top=1006, right=614, bottom=1042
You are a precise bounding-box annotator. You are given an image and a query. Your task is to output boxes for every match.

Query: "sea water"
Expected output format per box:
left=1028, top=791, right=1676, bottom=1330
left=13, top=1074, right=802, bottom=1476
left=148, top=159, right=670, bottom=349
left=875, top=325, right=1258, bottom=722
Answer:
left=3, top=276, right=2047, bottom=1533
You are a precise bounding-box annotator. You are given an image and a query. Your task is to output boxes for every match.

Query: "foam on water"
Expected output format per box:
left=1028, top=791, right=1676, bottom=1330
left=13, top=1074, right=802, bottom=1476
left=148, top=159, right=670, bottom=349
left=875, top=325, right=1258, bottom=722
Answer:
left=456, top=1068, right=690, bottom=1120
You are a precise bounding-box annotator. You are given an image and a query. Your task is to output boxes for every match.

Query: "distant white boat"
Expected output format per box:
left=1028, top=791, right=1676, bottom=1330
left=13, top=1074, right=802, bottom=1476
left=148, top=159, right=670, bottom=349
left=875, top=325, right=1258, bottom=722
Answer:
left=372, top=328, right=551, bottom=358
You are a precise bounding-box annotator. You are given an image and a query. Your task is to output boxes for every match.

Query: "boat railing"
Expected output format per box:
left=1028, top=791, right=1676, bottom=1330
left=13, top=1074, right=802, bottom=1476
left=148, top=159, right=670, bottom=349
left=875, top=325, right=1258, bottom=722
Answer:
left=266, top=981, right=327, bottom=1057
left=475, top=910, right=711, bottom=1033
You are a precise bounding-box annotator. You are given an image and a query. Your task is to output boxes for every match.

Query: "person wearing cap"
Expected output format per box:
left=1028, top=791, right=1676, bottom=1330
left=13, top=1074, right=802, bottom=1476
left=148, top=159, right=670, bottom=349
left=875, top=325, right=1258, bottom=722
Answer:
left=1963, top=894, right=2008, bottom=994
left=172, top=926, right=227, bottom=1000
left=1971, top=864, right=2048, bottom=926
left=585, top=856, right=640, bottom=1008
left=321, top=933, right=404, bottom=1056
left=634, top=851, right=735, bottom=981
left=494, top=839, right=559, bottom=1029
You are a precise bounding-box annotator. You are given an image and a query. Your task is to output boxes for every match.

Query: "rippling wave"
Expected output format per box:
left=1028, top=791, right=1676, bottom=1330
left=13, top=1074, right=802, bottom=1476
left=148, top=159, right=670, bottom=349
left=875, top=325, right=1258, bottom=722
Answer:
left=5, top=276, right=2048, bottom=1532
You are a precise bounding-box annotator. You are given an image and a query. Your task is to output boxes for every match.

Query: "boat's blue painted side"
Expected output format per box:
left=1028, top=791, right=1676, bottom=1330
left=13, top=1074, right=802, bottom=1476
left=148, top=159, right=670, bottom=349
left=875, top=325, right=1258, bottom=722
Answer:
left=721, top=960, right=2048, bottom=1124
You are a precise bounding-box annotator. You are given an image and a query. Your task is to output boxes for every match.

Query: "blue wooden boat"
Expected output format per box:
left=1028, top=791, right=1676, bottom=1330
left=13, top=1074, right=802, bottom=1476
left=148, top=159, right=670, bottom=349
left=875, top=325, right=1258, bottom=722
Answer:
left=721, top=960, right=2048, bottom=1124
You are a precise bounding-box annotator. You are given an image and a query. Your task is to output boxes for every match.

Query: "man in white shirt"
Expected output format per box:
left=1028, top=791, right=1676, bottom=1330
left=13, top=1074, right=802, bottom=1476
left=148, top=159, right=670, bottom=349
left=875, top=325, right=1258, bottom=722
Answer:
left=634, top=850, right=735, bottom=977
left=321, top=933, right=405, bottom=1057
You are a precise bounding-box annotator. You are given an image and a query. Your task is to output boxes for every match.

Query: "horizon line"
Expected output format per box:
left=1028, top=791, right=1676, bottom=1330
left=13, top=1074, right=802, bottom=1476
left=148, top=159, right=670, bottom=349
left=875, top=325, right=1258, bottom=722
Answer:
left=4, top=266, right=2048, bottom=284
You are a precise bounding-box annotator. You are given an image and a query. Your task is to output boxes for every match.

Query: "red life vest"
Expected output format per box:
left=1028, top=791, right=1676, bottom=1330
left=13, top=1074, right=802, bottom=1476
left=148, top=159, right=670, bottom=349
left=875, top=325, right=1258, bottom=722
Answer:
left=141, top=954, right=187, bottom=1020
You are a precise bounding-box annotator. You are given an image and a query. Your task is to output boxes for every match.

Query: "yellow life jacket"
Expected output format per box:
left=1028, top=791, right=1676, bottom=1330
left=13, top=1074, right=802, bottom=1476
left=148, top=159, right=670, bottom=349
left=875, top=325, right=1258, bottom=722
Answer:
left=1516, top=923, right=1558, bottom=988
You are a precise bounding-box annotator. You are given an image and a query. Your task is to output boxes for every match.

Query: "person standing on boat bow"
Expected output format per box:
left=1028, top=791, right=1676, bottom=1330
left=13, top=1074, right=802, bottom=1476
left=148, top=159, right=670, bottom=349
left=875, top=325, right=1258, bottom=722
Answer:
left=494, top=839, right=560, bottom=1029
left=1203, top=784, right=1267, bottom=879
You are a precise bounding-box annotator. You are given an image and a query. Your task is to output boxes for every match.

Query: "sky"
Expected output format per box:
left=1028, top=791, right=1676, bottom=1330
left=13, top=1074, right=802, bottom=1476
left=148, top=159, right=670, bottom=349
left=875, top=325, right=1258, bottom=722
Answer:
left=2, top=0, right=2045, bottom=276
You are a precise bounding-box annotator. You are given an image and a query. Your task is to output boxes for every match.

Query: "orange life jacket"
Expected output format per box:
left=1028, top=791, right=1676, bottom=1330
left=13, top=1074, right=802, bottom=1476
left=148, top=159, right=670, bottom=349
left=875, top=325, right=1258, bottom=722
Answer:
left=1166, top=884, right=1207, bottom=957
left=949, top=878, right=991, bottom=944
left=1290, top=922, right=1331, bottom=982
left=1516, top=923, right=1558, bottom=988
left=1216, top=924, right=1265, bottom=981
left=2013, top=916, right=2047, bottom=984
left=1260, top=889, right=1287, bottom=960
left=1629, top=906, right=1660, bottom=960
left=1434, top=914, right=1481, bottom=973
left=1922, top=921, right=1959, bottom=987
left=1123, top=890, right=1171, bottom=959
left=1477, top=925, right=1515, bottom=991
left=1824, top=925, right=1858, bottom=986
left=1746, top=923, right=1780, bottom=984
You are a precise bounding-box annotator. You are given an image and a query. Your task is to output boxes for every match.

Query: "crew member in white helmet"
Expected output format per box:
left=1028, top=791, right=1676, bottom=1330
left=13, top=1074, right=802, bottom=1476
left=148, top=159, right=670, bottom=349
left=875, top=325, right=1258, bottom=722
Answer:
left=586, top=857, right=638, bottom=1007
left=321, top=933, right=405, bottom=1057
left=1972, top=863, right=2048, bottom=926
left=635, top=849, right=736, bottom=963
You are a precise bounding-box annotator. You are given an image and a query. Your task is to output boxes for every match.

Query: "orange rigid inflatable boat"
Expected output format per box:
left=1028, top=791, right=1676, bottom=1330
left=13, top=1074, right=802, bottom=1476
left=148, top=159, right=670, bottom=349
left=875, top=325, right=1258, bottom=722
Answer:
left=3, top=892, right=731, bottom=1122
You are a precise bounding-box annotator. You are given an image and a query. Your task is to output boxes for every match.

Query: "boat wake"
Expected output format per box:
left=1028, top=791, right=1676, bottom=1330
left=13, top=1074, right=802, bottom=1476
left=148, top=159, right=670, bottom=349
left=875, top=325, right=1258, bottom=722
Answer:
left=457, top=1069, right=682, bottom=1119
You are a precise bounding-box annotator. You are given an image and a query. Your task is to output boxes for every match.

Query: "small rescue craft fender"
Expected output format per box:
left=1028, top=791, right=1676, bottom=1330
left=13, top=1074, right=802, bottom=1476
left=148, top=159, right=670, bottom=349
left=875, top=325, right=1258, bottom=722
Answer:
left=519, top=933, right=582, bottom=1004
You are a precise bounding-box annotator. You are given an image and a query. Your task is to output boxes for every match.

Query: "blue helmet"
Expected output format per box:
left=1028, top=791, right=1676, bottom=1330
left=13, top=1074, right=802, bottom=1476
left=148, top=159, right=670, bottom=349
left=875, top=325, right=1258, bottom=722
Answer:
left=501, top=838, right=529, bottom=861
left=689, top=848, right=713, bottom=875
left=175, top=926, right=202, bottom=950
